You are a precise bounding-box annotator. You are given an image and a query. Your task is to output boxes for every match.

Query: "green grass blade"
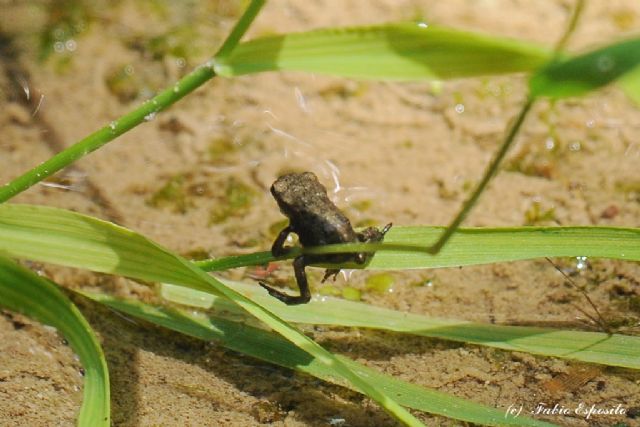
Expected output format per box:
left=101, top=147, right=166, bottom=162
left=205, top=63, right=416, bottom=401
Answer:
left=0, top=203, right=423, bottom=427
left=214, top=23, right=551, bottom=80
left=161, top=281, right=640, bottom=370
left=194, top=225, right=640, bottom=272
left=0, top=1, right=267, bottom=205
left=619, top=66, right=640, bottom=105
left=82, top=291, right=557, bottom=427
left=0, top=256, right=109, bottom=426
left=2, top=203, right=637, bottom=271
left=530, top=37, right=640, bottom=98
left=0, top=64, right=216, bottom=205
left=367, top=226, right=639, bottom=268
left=214, top=0, right=266, bottom=57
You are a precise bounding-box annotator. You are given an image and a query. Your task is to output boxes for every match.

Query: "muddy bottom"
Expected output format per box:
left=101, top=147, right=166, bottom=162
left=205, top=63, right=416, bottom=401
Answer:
left=1, top=1, right=639, bottom=426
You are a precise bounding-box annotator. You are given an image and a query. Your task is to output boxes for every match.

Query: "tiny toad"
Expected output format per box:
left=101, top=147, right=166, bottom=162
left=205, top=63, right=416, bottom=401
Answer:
left=261, top=171, right=391, bottom=305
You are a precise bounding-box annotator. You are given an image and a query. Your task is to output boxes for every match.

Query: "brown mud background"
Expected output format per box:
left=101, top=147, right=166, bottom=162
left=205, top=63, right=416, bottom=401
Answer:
left=1, top=1, right=639, bottom=426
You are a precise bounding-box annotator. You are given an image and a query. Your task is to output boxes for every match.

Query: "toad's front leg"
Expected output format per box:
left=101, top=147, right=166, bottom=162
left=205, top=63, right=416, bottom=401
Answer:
left=259, top=255, right=311, bottom=305
left=271, top=225, right=293, bottom=256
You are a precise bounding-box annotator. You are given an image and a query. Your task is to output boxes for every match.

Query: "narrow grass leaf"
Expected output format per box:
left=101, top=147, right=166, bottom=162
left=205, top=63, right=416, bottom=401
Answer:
left=82, top=291, right=557, bottom=427
left=530, top=38, right=640, bottom=98
left=0, top=204, right=423, bottom=427
left=0, top=256, right=109, bottom=426
left=194, top=225, right=640, bottom=272
left=214, top=23, right=551, bottom=80
left=214, top=0, right=266, bottom=57
left=619, top=66, right=640, bottom=106
left=4, top=206, right=638, bottom=276
left=367, top=226, right=639, bottom=268
left=162, top=281, right=640, bottom=370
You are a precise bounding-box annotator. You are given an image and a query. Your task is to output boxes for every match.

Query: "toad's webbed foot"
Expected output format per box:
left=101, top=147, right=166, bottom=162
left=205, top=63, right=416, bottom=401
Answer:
left=356, top=222, right=393, bottom=243
left=259, top=282, right=310, bottom=305
left=321, top=268, right=340, bottom=283
left=259, top=255, right=311, bottom=305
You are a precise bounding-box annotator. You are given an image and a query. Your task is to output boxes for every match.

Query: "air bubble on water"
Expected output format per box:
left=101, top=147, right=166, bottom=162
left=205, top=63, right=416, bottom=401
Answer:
left=176, top=57, right=186, bottom=68
left=454, top=103, right=465, bottom=114
left=124, top=65, right=134, bottom=75
left=144, top=112, right=157, bottom=121
left=65, top=39, right=77, bottom=52
left=545, top=137, right=555, bottom=150
left=575, top=256, right=588, bottom=271
left=569, top=141, right=581, bottom=151
left=53, top=42, right=65, bottom=53
left=53, top=28, right=66, bottom=40
left=597, top=55, right=614, bottom=73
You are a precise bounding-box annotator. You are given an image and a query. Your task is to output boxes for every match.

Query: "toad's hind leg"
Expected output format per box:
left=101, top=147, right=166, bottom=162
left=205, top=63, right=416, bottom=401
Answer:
left=260, top=255, right=311, bottom=305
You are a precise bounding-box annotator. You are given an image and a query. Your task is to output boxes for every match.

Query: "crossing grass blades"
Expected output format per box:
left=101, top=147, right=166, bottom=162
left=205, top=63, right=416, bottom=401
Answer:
left=1, top=1, right=640, bottom=425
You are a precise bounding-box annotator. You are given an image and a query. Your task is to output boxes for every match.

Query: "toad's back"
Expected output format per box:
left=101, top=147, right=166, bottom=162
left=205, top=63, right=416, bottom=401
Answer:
left=271, top=172, right=357, bottom=247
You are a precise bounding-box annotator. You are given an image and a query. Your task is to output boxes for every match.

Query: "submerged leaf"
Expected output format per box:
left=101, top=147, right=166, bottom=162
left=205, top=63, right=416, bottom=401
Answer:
left=619, top=66, right=640, bottom=105
left=0, top=256, right=109, bottom=426
left=161, top=279, right=640, bottom=370
left=530, top=38, right=640, bottom=98
left=84, top=291, right=557, bottom=427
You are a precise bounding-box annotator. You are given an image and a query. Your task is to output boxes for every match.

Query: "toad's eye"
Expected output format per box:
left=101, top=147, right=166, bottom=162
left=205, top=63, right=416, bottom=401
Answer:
left=355, top=253, right=367, bottom=264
